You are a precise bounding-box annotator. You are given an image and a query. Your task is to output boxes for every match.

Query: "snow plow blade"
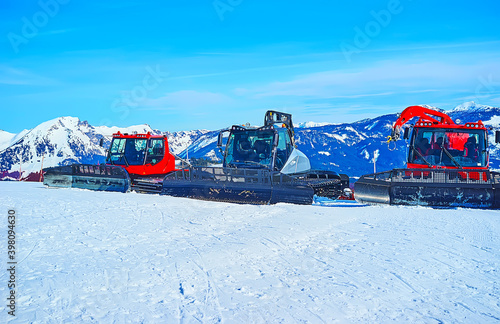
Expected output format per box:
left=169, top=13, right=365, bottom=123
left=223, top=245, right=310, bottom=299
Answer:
left=43, top=164, right=131, bottom=193
left=354, top=168, right=500, bottom=208
left=161, top=167, right=315, bottom=205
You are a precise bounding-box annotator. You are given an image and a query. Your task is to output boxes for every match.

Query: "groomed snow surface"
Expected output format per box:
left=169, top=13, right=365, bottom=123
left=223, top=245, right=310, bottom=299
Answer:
left=1, top=182, right=499, bottom=323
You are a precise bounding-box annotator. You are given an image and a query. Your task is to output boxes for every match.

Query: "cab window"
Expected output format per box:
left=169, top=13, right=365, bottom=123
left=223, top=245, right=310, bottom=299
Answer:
left=146, top=139, right=164, bottom=164
left=275, top=130, right=293, bottom=170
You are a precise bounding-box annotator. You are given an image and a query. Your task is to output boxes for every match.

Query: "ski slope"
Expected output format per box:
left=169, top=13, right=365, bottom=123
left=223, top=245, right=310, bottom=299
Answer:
left=1, top=182, right=499, bottom=323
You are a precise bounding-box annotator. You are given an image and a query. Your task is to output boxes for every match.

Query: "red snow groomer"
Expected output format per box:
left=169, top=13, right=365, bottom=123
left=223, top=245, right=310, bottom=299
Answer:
left=43, top=132, right=177, bottom=193
left=354, top=105, right=500, bottom=208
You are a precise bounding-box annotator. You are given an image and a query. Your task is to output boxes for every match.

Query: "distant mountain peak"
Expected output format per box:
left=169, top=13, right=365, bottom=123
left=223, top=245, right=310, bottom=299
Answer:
left=295, top=121, right=335, bottom=128
left=449, top=101, right=495, bottom=112
left=0, top=130, right=17, bottom=152
left=94, top=123, right=156, bottom=137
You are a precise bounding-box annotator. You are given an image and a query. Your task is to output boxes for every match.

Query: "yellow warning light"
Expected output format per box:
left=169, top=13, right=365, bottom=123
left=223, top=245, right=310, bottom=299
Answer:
left=282, top=123, right=286, bottom=128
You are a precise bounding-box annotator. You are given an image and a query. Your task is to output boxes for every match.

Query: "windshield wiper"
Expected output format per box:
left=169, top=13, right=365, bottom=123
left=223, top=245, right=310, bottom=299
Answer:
left=412, top=147, right=433, bottom=168
left=107, top=154, right=129, bottom=167
left=441, top=146, right=462, bottom=168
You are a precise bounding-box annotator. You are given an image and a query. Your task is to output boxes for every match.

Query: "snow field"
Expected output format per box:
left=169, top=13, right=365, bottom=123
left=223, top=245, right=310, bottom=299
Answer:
left=1, top=182, right=499, bottom=323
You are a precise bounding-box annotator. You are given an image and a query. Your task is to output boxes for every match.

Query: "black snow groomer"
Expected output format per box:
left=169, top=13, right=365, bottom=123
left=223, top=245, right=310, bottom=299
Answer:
left=161, top=111, right=349, bottom=205
left=354, top=105, right=500, bottom=208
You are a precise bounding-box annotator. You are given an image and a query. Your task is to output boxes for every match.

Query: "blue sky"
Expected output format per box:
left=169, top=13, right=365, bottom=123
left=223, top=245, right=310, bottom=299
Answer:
left=1, top=0, right=500, bottom=133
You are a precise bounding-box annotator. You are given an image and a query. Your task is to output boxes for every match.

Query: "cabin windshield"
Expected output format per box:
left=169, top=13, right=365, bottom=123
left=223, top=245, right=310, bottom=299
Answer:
left=409, top=128, right=487, bottom=167
left=224, top=129, right=274, bottom=168
left=107, top=138, right=148, bottom=166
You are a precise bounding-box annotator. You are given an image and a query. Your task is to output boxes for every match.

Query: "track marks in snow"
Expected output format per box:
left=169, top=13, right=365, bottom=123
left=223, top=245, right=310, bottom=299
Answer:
left=2, top=182, right=500, bottom=323
left=173, top=250, right=223, bottom=323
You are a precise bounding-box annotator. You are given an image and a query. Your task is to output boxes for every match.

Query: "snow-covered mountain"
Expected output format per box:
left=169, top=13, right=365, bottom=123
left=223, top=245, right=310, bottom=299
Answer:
left=0, top=117, right=205, bottom=180
left=294, top=121, right=334, bottom=128
left=0, top=129, right=18, bottom=151
left=1, top=102, right=499, bottom=180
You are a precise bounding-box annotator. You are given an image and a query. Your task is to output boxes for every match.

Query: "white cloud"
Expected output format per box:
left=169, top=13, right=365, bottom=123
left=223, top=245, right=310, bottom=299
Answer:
left=247, top=60, right=500, bottom=99
left=141, top=90, right=233, bottom=111
left=0, top=66, right=58, bottom=86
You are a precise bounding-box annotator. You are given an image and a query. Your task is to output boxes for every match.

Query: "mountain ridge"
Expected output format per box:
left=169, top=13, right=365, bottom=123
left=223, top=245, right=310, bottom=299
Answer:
left=1, top=102, right=499, bottom=180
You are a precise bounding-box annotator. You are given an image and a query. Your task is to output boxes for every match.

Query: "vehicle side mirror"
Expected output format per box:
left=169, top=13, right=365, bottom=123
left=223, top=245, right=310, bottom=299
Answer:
left=217, top=132, right=224, bottom=148
left=403, top=127, right=410, bottom=140
left=496, top=131, right=500, bottom=144
left=273, top=134, right=279, bottom=147
left=99, top=138, right=104, bottom=147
